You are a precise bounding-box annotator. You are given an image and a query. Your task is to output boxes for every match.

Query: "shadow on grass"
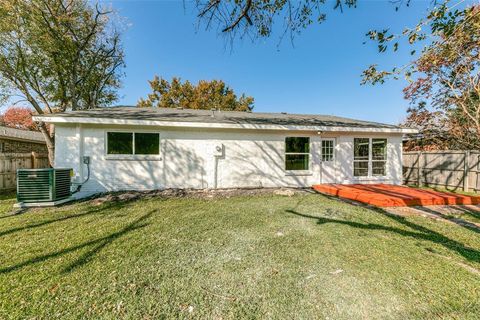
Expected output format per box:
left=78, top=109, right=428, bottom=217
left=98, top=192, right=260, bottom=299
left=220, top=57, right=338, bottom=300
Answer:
left=313, top=189, right=480, bottom=234
left=0, top=213, right=20, bottom=220
left=0, top=199, right=137, bottom=238
left=286, top=207, right=480, bottom=263
left=409, top=206, right=480, bottom=234
left=0, top=210, right=155, bottom=274
left=442, top=205, right=480, bottom=222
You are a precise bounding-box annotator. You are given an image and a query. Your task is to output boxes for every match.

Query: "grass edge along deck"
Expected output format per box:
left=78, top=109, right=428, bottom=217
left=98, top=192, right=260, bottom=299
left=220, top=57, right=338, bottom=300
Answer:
left=312, top=184, right=480, bottom=207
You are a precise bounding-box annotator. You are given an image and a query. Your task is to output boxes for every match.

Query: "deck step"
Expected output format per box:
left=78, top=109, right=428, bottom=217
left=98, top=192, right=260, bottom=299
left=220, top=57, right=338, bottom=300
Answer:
left=312, top=184, right=480, bottom=207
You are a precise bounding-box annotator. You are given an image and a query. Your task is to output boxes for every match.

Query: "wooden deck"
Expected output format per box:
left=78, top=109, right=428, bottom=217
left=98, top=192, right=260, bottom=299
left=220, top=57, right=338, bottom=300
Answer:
left=312, top=184, right=480, bottom=207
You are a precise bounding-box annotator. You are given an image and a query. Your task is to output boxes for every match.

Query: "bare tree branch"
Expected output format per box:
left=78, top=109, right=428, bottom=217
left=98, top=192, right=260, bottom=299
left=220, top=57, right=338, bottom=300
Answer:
left=221, top=0, right=253, bottom=33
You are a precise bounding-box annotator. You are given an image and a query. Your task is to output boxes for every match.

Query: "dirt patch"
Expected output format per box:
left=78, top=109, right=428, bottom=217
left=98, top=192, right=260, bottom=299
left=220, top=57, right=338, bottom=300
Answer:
left=89, top=187, right=313, bottom=206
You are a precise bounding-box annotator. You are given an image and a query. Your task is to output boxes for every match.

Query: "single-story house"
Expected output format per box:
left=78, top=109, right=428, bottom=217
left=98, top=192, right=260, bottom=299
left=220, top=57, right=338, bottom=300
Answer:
left=0, top=125, right=47, bottom=154
left=33, top=107, right=417, bottom=198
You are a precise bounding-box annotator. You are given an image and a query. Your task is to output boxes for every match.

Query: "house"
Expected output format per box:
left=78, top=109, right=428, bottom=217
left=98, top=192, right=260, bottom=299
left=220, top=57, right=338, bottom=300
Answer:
left=0, top=126, right=47, bottom=154
left=33, top=107, right=417, bottom=198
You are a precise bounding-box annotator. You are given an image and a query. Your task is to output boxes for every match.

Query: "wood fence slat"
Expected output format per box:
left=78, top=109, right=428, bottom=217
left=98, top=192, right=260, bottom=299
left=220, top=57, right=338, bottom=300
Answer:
left=0, top=152, right=49, bottom=191
left=403, top=150, right=479, bottom=193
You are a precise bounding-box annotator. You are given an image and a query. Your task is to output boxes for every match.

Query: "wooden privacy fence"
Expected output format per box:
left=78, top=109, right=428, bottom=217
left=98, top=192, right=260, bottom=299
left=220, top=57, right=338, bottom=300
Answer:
left=0, top=152, right=49, bottom=191
left=403, top=150, right=480, bottom=192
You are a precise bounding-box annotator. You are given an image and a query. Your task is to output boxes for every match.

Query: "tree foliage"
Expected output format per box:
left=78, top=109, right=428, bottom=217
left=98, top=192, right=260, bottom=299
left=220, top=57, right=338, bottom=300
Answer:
left=363, top=2, right=480, bottom=150
left=195, top=0, right=356, bottom=43
left=1, top=106, right=37, bottom=131
left=0, top=0, right=124, bottom=164
left=138, top=76, right=254, bottom=111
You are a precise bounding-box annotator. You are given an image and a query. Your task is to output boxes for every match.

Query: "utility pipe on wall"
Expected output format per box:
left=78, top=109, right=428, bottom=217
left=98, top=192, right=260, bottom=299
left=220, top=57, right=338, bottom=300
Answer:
left=213, top=144, right=224, bottom=189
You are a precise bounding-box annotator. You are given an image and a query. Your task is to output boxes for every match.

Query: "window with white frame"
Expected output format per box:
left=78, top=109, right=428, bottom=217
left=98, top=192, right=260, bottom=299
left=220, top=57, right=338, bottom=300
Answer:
left=107, top=132, right=160, bottom=155
left=353, top=138, right=369, bottom=176
left=322, top=140, right=334, bottom=161
left=353, top=138, right=387, bottom=177
left=285, top=137, right=310, bottom=170
left=372, top=138, right=387, bottom=176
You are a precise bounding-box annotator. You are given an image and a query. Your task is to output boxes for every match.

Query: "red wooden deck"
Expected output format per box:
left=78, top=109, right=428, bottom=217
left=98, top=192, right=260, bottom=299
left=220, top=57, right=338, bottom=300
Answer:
left=312, top=184, right=480, bottom=207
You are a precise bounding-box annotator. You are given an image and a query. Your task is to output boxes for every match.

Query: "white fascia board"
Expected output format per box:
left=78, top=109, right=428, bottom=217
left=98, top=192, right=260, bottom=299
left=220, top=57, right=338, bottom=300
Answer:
left=33, top=115, right=419, bottom=134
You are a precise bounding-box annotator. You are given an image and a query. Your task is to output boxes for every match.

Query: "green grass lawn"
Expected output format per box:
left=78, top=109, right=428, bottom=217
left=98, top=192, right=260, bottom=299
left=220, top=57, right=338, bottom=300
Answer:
left=0, top=191, right=479, bottom=319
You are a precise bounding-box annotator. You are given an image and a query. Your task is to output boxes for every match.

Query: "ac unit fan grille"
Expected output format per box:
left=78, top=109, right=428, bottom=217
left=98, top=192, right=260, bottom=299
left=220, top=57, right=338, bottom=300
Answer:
left=17, top=168, right=72, bottom=203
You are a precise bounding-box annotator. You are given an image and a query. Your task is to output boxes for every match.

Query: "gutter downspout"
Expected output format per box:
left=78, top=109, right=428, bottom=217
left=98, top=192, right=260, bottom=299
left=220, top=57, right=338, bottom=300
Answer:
left=318, top=131, right=323, bottom=184
left=214, top=156, right=219, bottom=189
left=213, top=144, right=224, bottom=189
left=77, top=124, right=84, bottom=181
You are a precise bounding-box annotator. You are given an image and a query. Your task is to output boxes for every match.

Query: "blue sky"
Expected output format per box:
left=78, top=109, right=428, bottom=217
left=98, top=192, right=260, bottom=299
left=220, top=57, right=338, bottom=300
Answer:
left=110, top=1, right=431, bottom=124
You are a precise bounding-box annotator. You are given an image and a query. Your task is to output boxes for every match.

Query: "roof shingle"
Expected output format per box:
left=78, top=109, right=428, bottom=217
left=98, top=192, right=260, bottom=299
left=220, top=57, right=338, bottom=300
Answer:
left=39, top=106, right=402, bottom=129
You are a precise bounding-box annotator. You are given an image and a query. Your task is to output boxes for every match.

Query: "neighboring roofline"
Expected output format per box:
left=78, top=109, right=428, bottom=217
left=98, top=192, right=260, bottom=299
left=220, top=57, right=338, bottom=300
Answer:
left=0, top=126, right=46, bottom=143
left=0, top=136, right=46, bottom=144
left=33, top=115, right=418, bottom=134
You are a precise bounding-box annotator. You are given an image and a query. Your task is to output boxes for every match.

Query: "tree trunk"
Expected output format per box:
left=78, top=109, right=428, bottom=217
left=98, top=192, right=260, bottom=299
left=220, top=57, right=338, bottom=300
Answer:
left=20, top=88, right=55, bottom=166
left=38, top=121, right=55, bottom=167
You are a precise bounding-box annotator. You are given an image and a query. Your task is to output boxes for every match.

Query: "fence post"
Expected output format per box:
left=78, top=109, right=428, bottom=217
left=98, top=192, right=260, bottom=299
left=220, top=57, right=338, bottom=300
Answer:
left=476, top=153, right=480, bottom=193
left=31, top=152, right=37, bottom=169
left=463, top=150, right=470, bottom=192
left=417, top=151, right=423, bottom=187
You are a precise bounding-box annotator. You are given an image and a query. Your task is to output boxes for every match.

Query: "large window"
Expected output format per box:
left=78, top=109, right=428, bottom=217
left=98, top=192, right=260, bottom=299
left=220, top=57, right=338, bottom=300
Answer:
left=285, top=137, right=310, bottom=171
left=322, top=140, right=334, bottom=161
left=107, top=132, right=160, bottom=155
left=353, top=138, right=387, bottom=177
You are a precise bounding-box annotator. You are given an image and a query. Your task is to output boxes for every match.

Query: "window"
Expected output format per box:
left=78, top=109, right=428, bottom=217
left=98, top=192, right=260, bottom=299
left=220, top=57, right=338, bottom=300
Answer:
left=135, top=133, right=160, bottom=155
left=372, top=138, right=387, bottom=176
left=285, top=137, right=310, bottom=170
left=107, top=132, right=133, bottom=155
left=353, top=138, right=387, bottom=177
left=107, top=132, right=160, bottom=156
left=353, top=138, right=369, bottom=177
left=322, top=140, right=334, bottom=161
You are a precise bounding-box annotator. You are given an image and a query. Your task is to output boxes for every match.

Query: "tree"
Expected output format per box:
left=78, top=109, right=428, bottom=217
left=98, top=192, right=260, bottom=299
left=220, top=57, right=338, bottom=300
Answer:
left=194, top=0, right=479, bottom=150
left=195, top=0, right=356, bottom=43
left=138, top=76, right=254, bottom=111
left=401, top=104, right=450, bottom=151
left=1, top=106, right=37, bottom=131
left=0, top=0, right=124, bottom=164
left=362, top=3, right=480, bottom=150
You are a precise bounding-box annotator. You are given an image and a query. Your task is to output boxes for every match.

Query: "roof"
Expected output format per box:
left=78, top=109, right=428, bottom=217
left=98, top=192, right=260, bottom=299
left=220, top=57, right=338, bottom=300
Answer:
left=33, top=106, right=417, bottom=133
left=0, top=126, right=46, bottom=143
